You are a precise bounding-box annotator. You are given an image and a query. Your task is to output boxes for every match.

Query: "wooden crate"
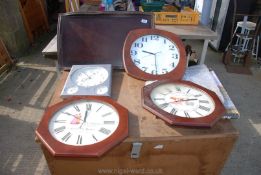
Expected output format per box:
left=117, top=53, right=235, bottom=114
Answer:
left=0, top=39, right=12, bottom=75
left=37, top=71, right=238, bottom=175
left=19, top=0, right=49, bottom=43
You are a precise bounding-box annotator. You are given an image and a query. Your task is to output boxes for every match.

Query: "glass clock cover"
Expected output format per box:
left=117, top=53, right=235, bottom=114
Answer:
left=36, top=96, right=128, bottom=157
left=123, top=28, right=186, bottom=81
left=142, top=80, right=226, bottom=127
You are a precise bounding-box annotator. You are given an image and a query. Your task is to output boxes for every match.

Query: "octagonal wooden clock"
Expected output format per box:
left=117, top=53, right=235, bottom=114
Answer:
left=36, top=96, right=128, bottom=157
left=123, top=28, right=186, bottom=81
left=142, top=80, right=226, bottom=127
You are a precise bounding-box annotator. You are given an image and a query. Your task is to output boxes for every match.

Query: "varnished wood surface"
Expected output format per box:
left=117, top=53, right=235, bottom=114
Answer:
left=50, top=71, right=238, bottom=141
left=156, top=24, right=218, bottom=40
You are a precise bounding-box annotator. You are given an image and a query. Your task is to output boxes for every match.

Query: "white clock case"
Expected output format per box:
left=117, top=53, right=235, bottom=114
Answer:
left=60, top=64, right=112, bottom=97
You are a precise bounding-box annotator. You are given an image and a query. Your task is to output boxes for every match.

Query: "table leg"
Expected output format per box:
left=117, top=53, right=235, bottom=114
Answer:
left=199, top=39, right=209, bottom=64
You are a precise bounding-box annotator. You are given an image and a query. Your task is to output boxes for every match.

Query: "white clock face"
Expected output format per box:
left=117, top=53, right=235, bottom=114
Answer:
left=49, top=100, right=119, bottom=146
left=150, top=83, right=215, bottom=118
left=71, top=67, right=108, bottom=87
left=130, top=35, right=180, bottom=75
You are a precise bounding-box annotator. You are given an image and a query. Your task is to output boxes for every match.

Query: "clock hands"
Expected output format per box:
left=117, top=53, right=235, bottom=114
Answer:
left=62, top=112, right=83, bottom=121
left=80, top=103, right=92, bottom=128
left=170, top=97, right=198, bottom=103
left=142, top=50, right=161, bottom=55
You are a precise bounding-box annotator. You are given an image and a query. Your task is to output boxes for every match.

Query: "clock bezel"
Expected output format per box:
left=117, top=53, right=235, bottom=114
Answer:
left=142, top=80, right=226, bottom=127
left=123, top=28, right=186, bottom=81
left=36, top=96, right=128, bottom=157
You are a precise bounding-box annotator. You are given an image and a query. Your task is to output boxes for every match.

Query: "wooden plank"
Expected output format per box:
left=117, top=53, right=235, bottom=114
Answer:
left=0, top=39, right=12, bottom=75
left=156, top=24, right=218, bottom=40
left=42, top=35, right=57, bottom=56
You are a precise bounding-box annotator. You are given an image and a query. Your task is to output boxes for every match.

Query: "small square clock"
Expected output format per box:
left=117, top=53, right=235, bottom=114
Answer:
left=61, top=64, right=112, bottom=97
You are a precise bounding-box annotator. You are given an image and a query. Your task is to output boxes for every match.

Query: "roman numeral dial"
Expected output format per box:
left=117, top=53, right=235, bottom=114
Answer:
left=150, top=83, right=215, bottom=118
left=49, top=100, right=120, bottom=146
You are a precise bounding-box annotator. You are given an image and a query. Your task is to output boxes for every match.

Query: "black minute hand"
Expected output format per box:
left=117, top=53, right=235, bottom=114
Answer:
left=142, top=50, right=155, bottom=55
left=80, top=109, right=88, bottom=128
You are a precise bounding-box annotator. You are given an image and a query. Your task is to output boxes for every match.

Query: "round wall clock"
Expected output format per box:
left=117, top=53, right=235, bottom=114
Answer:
left=36, top=96, right=128, bottom=157
left=123, top=28, right=186, bottom=81
left=142, top=80, right=226, bottom=127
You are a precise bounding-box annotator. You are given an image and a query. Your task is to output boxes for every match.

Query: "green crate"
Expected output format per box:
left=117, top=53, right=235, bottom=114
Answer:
left=141, top=0, right=165, bottom=12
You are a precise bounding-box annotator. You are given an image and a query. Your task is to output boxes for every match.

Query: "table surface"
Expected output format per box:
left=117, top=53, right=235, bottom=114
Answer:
left=156, top=25, right=217, bottom=40
left=50, top=71, right=238, bottom=142
left=42, top=24, right=217, bottom=56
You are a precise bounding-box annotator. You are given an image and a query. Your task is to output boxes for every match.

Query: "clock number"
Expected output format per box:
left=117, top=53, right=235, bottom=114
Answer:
left=194, top=94, right=202, bottom=97
left=134, top=59, right=140, bottom=65
left=142, top=67, right=148, bottom=72
left=54, top=120, right=66, bottom=123
left=186, top=89, right=191, bottom=94
left=74, top=105, right=80, bottom=112
left=199, top=105, right=210, bottom=112
left=142, top=37, right=148, bottom=42
left=184, top=111, right=190, bottom=118
left=99, top=127, right=111, bottom=135
left=159, top=103, right=169, bottom=109
left=162, top=68, right=168, bottom=74
left=134, top=43, right=143, bottom=48
left=104, top=121, right=115, bottom=124
left=171, top=62, right=175, bottom=67
left=151, top=70, right=157, bottom=75
left=102, top=112, right=112, bottom=117
left=170, top=108, right=177, bottom=115
left=62, top=132, right=72, bottom=142
left=169, top=45, right=175, bottom=50
left=175, top=86, right=181, bottom=92
left=54, top=126, right=66, bottom=134
left=150, top=35, right=159, bottom=40
left=171, top=53, right=178, bottom=59
left=164, top=39, right=167, bottom=44
left=199, top=100, right=209, bottom=104
left=92, top=134, right=98, bottom=141
left=86, top=103, right=92, bottom=111
left=195, top=111, right=203, bottom=116
left=130, top=50, right=137, bottom=56
left=77, top=135, right=82, bottom=144
left=96, top=105, right=103, bottom=112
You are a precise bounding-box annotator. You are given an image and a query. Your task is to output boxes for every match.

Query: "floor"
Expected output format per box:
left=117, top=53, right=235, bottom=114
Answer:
left=0, top=31, right=261, bottom=175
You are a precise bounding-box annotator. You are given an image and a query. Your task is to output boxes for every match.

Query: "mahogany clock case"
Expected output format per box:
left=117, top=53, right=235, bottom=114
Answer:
left=123, top=28, right=186, bottom=81
left=142, top=80, right=226, bottom=127
left=57, top=12, right=154, bottom=70
left=35, top=96, right=129, bottom=157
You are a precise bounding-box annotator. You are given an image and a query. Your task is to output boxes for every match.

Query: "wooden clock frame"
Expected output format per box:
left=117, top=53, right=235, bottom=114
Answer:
left=123, top=28, right=186, bottom=81
left=142, top=80, right=226, bottom=127
left=36, top=96, right=128, bottom=157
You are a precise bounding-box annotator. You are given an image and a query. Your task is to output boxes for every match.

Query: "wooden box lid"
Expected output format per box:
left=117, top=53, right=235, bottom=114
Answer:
left=57, top=12, right=154, bottom=70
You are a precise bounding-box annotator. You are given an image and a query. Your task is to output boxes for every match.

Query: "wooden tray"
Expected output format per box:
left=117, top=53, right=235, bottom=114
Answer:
left=57, top=12, right=154, bottom=69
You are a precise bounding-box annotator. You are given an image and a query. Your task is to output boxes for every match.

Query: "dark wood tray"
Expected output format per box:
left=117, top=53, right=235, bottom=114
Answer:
left=57, top=12, right=154, bottom=69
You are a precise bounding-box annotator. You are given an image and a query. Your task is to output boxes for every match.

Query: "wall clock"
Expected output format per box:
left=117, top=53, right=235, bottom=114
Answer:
left=142, top=80, right=225, bottom=127
left=123, top=28, right=186, bottom=81
left=60, top=64, right=112, bottom=97
left=36, top=96, right=128, bottom=157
